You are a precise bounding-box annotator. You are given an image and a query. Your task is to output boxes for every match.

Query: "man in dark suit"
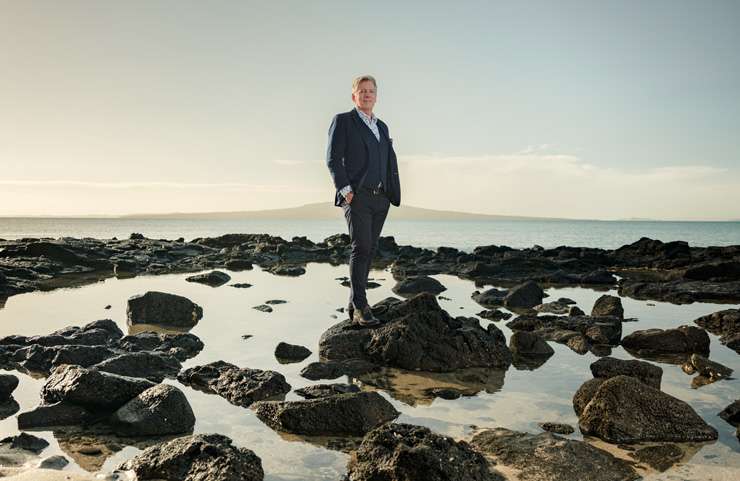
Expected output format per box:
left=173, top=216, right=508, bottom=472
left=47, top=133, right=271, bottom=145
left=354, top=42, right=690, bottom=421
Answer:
left=326, top=75, right=401, bottom=326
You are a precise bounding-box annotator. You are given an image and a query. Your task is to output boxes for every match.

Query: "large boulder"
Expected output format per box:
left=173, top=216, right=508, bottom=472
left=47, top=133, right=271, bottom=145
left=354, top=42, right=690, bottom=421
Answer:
left=348, top=423, right=501, bottom=481
left=694, top=308, right=740, bottom=353
left=590, top=357, right=662, bottom=389
left=591, top=295, right=624, bottom=319
left=392, top=276, right=446, bottom=297
left=621, top=326, right=710, bottom=360
left=41, top=365, right=155, bottom=411
left=119, top=433, right=264, bottom=481
left=504, top=281, right=544, bottom=309
left=471, top=427, right=639, bottom=481
left=127, top=291, right=203, bottom=327
left=185, top=270, right=231, bottom=287
left=319, top=293, right=511, bottom=372
left=110, top=384, right=195, bottom=436
left=177, top=361, right=290, bottom=408
left=578, top=375, right=718, bottom=443
left=253, top=391, right=399, bottom=436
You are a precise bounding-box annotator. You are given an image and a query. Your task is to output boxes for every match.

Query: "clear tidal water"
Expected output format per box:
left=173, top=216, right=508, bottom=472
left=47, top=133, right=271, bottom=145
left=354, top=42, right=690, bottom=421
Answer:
left=1, top=217, right=739, bottom=250
left=0, top=264, right=738, bottom=479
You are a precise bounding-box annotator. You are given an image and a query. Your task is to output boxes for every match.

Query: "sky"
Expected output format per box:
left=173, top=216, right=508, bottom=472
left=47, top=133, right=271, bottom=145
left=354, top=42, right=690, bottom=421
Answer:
left=1, top=0, right=739, bottom=220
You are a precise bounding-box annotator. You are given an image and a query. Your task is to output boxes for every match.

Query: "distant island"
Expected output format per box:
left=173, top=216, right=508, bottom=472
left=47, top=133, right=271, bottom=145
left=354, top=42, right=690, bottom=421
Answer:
left=120, top=202, right=568, bottom=222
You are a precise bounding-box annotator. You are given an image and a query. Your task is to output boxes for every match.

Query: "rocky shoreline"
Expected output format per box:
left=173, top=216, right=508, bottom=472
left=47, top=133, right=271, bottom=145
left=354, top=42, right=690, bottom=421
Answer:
left=0, top=232, right=738, bottom=480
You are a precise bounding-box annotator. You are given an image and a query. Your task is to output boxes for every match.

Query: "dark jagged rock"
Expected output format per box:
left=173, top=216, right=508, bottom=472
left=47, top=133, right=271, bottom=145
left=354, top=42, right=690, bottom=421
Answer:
left=13, top=344, right=117, bottom=375
left=681, top=353, right=733, bottom=386
left=38, top=454, right=70, bottom=470
left=509, top=331, right=554, bottom=370
left=118, top=331, right=204, bottom=362
left=253, top=391, right=398, bottom=436
left=0, top=399, right=20, bottom=420
left=471, top=287, right=507, bottom=308
left=0, top=373, right=18, bottom=400
left=629, top=444, right=684, bottom=472
left=573, top=378, right=605, bottom=416
left=0, top=432, right=50, bottom=453
left=0, top=318, right=123, bottom=348
left=590, top=356, right=663, bottom=389
left=684, top=260, right=740, bottom=281
left=265, top=299, right=287, bottom=305
left=253, top=304, right=273, bottom=313
left=471, top=427, right=638, bottom=481
left=618, top=279, right=740, bottom=304
left=694, top=308, right=740, bottom=353
left=294, top=383, right=360, bottom=399
left=119, top=433, right=264, bottom=481
left=578, top=375, right=718, bottom=443
left=569, top=305, right=586, bottom=316
left=127, top=291, right=203, bottom=327
left=504, top=280, right=544, bottom=309
left=274, top=342, right=311, bottom=363
left=476, top=309, right=512, bottom=321
left=348, top=423, right=501, bottom=481
left=267, top=264, right=306, bottom=276
left=319, top=293, right=511, bottom=372
left=392, top=275, right=446, bottom=296
left=507, top=313, right=623, bottom=349
left=177, top=360, right=290, bottom=407
left=41, top=365, right=156, bottom=411
left=93, top=351, right=182, bottom=382
left=534, top=300, right=572, bottom=314
left=110, top=384, right=195, bottom=436
left=231, top=282, right=253, bottom=288
left=17, top=402, right=94, bottom=429
left=719, top=400, right=740, bottom=426
left=185, top=270, right=231, bottom=287
left=539, top=422, right=575, bottom=435
left=591, top=294, right=624, bottom=319
left=224, top=259, right=253, bottom=271
left=621, top=325, right=710, bottom=361
left=300, top=359, right=379, bottom=381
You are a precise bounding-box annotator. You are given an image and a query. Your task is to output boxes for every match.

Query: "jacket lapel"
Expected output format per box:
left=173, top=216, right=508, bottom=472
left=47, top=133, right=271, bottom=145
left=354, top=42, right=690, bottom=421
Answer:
left=350, top=109, right=376, bottom=149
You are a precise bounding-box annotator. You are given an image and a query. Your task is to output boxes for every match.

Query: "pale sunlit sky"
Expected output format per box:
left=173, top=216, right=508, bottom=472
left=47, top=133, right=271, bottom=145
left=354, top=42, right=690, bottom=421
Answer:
left=1, top=0, right=739, bottom=220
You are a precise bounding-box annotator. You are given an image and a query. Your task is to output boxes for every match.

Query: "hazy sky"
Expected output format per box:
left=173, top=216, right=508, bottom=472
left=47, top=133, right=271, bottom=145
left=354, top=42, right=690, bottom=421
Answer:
left=1, top=1, right=738, bottom=220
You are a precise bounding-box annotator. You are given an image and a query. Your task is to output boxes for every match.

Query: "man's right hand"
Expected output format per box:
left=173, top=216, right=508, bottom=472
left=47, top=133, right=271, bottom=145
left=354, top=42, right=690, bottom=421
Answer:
left=344, top=192, right=354, bottom=204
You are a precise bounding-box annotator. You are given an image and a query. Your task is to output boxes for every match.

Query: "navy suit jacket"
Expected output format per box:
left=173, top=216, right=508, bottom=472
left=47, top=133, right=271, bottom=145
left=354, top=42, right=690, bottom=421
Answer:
left=326, top=109, right=401, bottom=207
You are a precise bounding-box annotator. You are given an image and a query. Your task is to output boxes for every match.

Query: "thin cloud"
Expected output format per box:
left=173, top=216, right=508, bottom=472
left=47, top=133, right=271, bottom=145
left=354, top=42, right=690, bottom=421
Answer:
left=0, top=180, right=314, bottom=192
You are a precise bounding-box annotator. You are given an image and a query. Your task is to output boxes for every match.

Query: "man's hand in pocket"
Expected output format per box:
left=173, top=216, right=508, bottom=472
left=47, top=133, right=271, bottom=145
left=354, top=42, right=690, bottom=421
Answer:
left=344, top=192, right=354, bottom=204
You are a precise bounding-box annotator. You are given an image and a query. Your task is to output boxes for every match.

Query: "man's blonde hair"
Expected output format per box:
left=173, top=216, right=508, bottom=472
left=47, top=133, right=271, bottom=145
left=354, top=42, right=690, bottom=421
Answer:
left=352, top=75, right=377, bottom=92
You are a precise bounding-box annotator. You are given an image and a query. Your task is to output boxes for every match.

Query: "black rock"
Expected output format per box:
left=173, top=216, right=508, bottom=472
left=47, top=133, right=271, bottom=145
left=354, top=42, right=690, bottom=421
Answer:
left=471, top=288, right=507, bottom=308
left=591, top=294, right=624, bottom=319
left=476, top=309, right=512, bottom=321
left=719, top=399, right=740, bottom=427
left=538, top=422, right=575, bottom=435
left=294, top=383, right=360, bottom=399
left=225, top=259, right=253, bottom=271
left=41, top=365, right=156, bottom=411
left=392, top=276, right=446, bottom=297
left=590, top=357, right=663, bottom=389
left=37, top=455, right=70, bottom=470
left=0, top=374, right=19, bottom=400
left=504, top=281, right=544, bottom=309
left=0, top=432, right=50, bottom=453
left=177, top=360, right=291, bottom=408
left=253, top=304, right=273, bottom=313
left=127, top=291, right=203, bottom=327
left=300, top=359, right=379, bottom=381
left=274, top=342, right=312, bottom=363
left=629, top=444, right=684, bottom=472
left=119, top=433, right=264, bottom=481
left=231, top=282, right=253, bottom=288
left=471, top=428, right=638, bottom=481
left=17, top=402, right=94, bottom=429
left=578, top=375, right=718, bottom=443
left=253, top=392, right=399, bottom=436
left=93, top=351, right=182, bottom=383
left=185, top=270, right=231, bottom=287
left=621, top=325, right=710, bottom=360
left=694, top=308, right=740, bottom=354
left=348, top=423, right=501, bottom=481
left=110, top=384, right=195, bottom=436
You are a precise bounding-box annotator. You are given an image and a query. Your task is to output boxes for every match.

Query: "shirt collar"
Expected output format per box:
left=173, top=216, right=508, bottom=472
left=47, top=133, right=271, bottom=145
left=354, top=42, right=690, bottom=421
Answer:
left=355, top=106, right=376, bottom=124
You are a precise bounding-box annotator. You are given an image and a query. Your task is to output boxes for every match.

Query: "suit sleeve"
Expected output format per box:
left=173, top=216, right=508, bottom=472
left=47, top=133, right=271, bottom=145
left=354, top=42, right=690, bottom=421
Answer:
left=326, top=114, right=350, bottom=190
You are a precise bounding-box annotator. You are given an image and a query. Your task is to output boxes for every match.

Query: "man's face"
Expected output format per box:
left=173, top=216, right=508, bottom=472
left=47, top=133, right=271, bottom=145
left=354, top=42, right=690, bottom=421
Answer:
left=352, top=80, right=377, bottom=113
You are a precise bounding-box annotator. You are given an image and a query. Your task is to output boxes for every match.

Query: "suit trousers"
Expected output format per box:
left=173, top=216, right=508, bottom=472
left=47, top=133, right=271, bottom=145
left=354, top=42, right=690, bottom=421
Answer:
left=342, top=189, right=390, bottom=309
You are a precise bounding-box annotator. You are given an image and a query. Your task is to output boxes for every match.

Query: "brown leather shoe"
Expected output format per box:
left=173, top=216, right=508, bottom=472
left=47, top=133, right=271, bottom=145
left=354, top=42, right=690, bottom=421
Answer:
left=353, top=306, right=381, bottom=327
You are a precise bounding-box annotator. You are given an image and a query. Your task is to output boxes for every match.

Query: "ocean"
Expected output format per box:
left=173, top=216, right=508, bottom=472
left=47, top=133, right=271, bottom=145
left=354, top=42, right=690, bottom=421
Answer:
left=1, top=217, right=739, bottom=250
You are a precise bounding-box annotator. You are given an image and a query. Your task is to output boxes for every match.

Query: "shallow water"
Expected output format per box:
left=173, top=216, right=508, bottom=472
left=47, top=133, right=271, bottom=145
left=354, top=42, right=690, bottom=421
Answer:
left=0, top=263, right=738, bottom=479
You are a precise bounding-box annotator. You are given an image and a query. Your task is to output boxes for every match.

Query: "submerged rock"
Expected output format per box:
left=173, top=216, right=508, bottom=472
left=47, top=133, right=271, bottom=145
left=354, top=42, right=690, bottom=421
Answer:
left=119, top=433, right=264, bottom=481
left=578, top=375, right=718, bottom=443
left=177, top=360, right=290, bottom=407
left=294, top=383, right=360, bottom=399
left=110, top=384, right=195, bottom=436
left=299, top=359, right=378, bottom=381
left=681, top=353, right=733, bottom=386
left=629, top=443, right=684, bottom=472
left=127, top=291, right=203, bottom=327
left=319, top=293, right=511, bottom=372
left=471, top=427, right=638, bottom=481
left=538, top=422, right=575, bottom=435
left=185, top=270, right=231, bottom=287
left=253, top=391, right=399, bottom=436
left=348, top=423, right=501, bottom=481
left=476, top=309, right=512, bottom=321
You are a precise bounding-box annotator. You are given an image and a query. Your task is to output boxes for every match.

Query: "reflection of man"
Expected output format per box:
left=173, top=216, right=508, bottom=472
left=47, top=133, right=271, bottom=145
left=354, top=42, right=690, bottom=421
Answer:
left=326, top=75, right=401, bottom=326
